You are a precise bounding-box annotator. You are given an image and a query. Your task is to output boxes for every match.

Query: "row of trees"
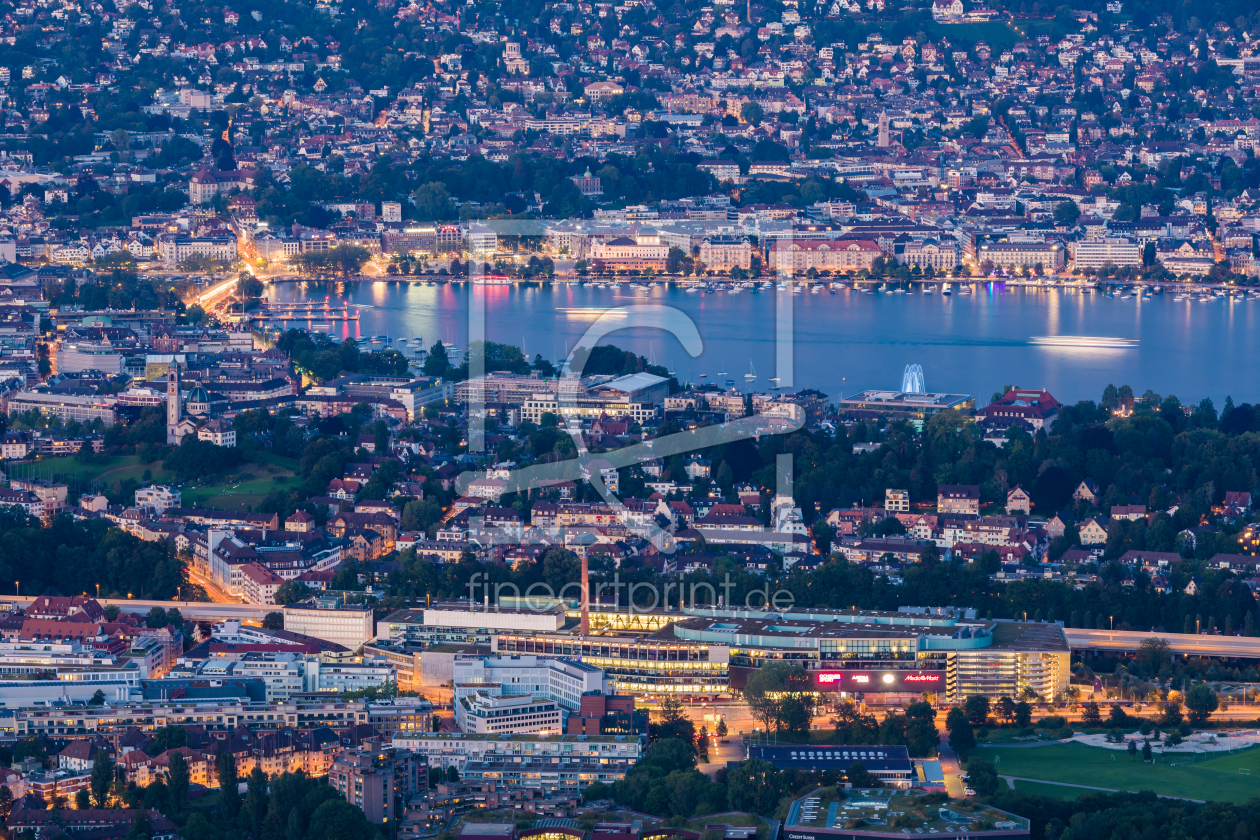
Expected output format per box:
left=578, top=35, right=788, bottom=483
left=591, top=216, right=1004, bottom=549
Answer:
left=63, top=744, right=379, bottom=840
left=582, top=697, right=882, bottom=820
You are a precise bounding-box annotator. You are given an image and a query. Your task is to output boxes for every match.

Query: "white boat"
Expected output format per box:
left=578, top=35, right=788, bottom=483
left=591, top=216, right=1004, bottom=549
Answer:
left=942, top=283, right=952, bottom=295
left=959, top=285, right=972, bottom=294
left=744, top=360, right=757, bottom=381
left=924, top=286, right=934, bottom=295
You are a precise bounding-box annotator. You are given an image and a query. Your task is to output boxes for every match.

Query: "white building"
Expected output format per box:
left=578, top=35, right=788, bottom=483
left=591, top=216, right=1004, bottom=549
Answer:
left=466, top=224, right=497, bottom=257
left=156, top=235, right=238, bottom=263
left=135, top=485, right=181, bottom=515
left=381, top=201, right=402, bottom=223
left=197, top=419, right=236, bottom=447
left=283, top=596, right=376, bottom=650
left=452, top=654, right=609, bottom=717
left=1072, top=237, right=1141, bottom=269
left=457, top=690, right=562, bottom=734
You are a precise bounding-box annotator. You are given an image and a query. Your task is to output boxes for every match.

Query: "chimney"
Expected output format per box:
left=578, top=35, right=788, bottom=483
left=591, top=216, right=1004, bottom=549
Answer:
left=580, top=554, right=590, bottom=635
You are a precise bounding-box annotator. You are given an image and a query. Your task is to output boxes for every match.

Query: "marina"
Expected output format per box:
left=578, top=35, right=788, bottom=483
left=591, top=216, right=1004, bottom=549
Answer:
left=262, top=280, right=1260, bottom=405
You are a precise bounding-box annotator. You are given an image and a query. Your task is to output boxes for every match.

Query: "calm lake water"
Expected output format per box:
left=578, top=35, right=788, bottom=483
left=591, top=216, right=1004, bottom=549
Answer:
left=263, top=281, right=1260, bottom=406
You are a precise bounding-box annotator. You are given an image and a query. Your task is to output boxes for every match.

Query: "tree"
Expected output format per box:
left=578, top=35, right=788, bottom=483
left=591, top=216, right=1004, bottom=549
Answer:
left=245, top=766, right=269, bottom=838
left=1141, top=740, right=1153, bottom=762
left=904, top=701, right=939, bottom=757
left=145, top=606, right=171, bottom=628
left=75, top=788, right=91, bottom=809
left=89, top=689, right=105, bottom=706
left=423, top=340, right=450, bottom=377
left=743, top=661, right=788, bottom=733
left=965, top=759, right=999, bottom=796
left=1054, top=200, right=1081, bottom=225
left=125, top=812, right=152, bottom=840
left=166, top=751, right=189, bottom=816
left=726, top=758, right=786, bottom=813
left=91, top=748, right=113, bottom=807
left=1014, top=701, right=1032, bottom=728
left=1184, top=684, right=1219, bottom=725
left=741, top=102, right=766, bottom=126
left=661, top=696, right=685, bottom=724
left=306, top=798, right=376, bottom=840
left=845, top=760, right=883, bottom=789
left=1127, top=739, right=1138, bottom=760
left=996, top=696, right=1016, bottom=725
left=262, top=611, right=284, bottom=630
left=948, top=716, right=976, bottom=758
left=149, top=726, right=187, bottom=754
left=216, top=751, right=240, bottom=817
left=272, top=581, right=310, bottom=606
left=414, top=181, right=454, bottom=221
left=964, top=695, right=991, bottom=726
left=1082, top=701, right=1103, bottom=727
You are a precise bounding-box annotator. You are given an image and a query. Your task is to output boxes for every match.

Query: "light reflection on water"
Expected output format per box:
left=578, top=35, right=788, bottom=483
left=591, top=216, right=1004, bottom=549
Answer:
left=262, top=282, right=1260, bottom=404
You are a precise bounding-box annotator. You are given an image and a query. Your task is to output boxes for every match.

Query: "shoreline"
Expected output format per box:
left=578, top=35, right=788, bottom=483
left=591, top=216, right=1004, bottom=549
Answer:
left=253, top=274, right=1254, bottom=293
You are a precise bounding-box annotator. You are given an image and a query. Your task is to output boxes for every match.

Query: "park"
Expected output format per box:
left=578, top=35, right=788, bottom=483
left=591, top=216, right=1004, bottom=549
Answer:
left=979, top=742, right=1260, bottom=803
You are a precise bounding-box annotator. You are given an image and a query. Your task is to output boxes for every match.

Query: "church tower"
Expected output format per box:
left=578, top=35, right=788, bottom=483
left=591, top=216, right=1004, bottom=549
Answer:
left=166, top=362, right=183, bottom=445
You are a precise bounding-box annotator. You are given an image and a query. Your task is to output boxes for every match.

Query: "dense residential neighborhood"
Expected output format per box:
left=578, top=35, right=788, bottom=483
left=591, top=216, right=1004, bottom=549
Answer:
left=0, top=0, right=1256, bottom=837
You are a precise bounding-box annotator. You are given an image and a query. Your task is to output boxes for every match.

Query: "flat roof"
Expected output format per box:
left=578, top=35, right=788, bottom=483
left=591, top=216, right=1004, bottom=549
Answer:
left=751, top=743, right=911, bottom=772
left=392, top=732, right=633, bottom=744
left=666, top=616, right=952, bottom=643
left=840, top=391, right=973, bottom=406
left=601, top=373, right=669, bottom=392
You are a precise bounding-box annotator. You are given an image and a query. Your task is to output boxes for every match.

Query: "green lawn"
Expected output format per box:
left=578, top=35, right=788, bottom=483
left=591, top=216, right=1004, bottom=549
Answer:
left=1011, top=780, right=1091, bottom=800
left=924, top=21, right=1025, bottom=48
left=7, top=455, right=172, bottom=489
left=980, top=742, right=1260, bottom=803
left=181, top=470, right=296, bottom=512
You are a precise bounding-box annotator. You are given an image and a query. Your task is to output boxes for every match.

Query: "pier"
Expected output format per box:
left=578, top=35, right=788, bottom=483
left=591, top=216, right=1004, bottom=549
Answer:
left=252, top=301, right=361, bottom=324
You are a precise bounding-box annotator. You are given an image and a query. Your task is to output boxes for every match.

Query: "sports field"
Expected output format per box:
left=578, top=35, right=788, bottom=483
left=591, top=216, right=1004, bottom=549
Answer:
left=179, top=452, right=299, bottom=511
left=8, top=454, right=171, bottom=488
left=980, top=742, right=1260, bottom=803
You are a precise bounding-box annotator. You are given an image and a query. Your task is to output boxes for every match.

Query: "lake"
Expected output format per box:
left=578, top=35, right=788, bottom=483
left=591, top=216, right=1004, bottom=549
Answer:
left=262, top=280, right=1260, bottom=406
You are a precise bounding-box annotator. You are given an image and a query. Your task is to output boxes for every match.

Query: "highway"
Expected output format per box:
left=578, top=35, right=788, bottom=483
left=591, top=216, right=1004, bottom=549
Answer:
left=1064, top=628, right=1260, bottom=659
left=0, top=596, right=272, bottom=622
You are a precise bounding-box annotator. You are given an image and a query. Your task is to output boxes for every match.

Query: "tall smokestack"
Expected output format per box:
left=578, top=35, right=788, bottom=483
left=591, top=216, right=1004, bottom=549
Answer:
left=580, top=554, right=590, bottom=635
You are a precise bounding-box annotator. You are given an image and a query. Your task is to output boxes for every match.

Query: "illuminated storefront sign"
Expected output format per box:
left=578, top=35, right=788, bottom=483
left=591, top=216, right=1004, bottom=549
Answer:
left=814, top=670, right=945, bottom=691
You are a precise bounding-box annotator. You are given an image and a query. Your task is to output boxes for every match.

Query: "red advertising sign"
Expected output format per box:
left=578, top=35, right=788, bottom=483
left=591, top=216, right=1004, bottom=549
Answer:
left=813, top=670, right=945, bottom=691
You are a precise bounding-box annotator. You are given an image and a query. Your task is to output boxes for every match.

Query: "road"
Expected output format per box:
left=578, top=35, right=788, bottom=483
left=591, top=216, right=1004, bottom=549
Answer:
left=186, top=567, right=241, bottom=605
left=937, top=730, right=968, bottom=798
left=698, top=734, right=745, bottom=776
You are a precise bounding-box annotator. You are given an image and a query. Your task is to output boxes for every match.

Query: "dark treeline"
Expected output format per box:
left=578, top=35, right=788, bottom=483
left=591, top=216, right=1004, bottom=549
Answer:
left=0, top=508, right=183, bottom=599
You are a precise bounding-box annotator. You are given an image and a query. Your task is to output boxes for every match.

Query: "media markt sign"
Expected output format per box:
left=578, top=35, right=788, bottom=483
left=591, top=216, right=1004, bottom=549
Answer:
left=814, top=670, right=946, bottom=692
